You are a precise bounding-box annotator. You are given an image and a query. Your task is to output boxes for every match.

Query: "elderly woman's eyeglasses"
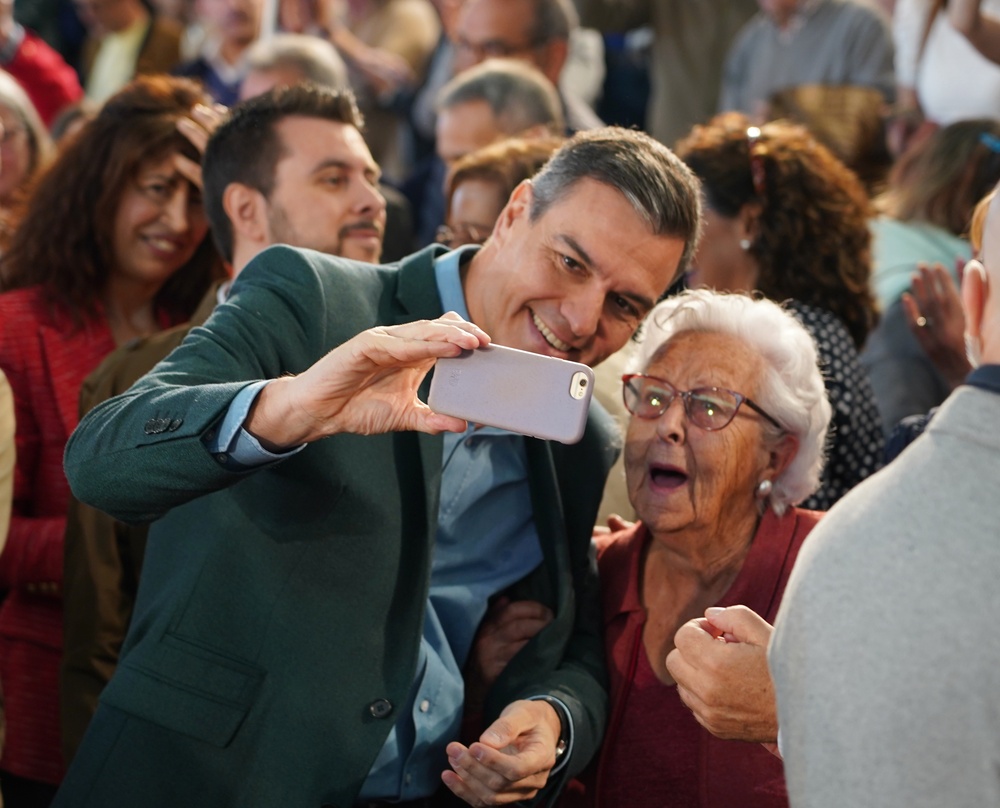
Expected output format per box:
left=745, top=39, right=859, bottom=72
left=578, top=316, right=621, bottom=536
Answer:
left=622, top=374, right=783, bottom=431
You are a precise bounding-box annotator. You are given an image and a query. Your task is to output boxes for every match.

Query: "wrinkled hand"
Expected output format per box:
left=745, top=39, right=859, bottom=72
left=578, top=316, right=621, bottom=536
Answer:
left=466, top=598, right=554, bottom=712
left=443, top=699, right=562, bottom=806
left=174, top=103, right=229, bottom=190
left=246, top=312, right=489, bottom=450
left=665, top=605, right=778, bottom=743
left=901, top=261, right=971, bottom=388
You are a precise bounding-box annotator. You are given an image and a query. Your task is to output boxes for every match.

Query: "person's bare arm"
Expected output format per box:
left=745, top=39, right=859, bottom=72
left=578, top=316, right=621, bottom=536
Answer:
left=949, top=0, right=1000, bottom=64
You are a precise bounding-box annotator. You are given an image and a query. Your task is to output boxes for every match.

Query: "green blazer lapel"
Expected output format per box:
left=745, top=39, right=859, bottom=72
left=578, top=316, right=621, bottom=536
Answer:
left=393, top=244, right=449, bottom=544
left=525, top=438, right=569, bottom=603
left=393, top=244, right=448, bottom=327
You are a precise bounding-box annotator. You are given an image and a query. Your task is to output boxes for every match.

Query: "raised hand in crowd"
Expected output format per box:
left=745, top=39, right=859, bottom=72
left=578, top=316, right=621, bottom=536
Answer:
left=950, top=0, right=1000, bottom=64
left=902, top=261, right=973, bottom=387
left=172, top=101, right=228, bottom=190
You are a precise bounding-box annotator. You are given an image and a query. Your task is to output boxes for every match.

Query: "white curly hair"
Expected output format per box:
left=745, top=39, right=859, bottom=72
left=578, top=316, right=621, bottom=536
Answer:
left=625, top=289, right=832, bottom=514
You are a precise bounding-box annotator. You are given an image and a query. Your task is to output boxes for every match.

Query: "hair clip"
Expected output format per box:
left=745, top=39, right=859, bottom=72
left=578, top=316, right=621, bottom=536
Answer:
left=979, top=132, right=1000, bottom=153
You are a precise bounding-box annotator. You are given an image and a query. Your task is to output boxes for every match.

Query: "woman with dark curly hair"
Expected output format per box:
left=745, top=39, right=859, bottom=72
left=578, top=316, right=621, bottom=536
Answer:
left=0, top=75, right=223, bottom=805
left=675, top=112, right=883, bottom=510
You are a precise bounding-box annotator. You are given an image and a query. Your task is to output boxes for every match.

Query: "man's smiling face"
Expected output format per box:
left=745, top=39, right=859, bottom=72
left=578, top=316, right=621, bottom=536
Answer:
left=462, top=178, right=687, bottom=368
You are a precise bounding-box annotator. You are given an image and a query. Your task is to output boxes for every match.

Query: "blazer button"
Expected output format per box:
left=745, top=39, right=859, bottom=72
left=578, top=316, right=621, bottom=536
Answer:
left=143, top=418, right=160, bottom=435
left=167, top=418, right=183, bottom=431
left=368, top=698, right=393, bottom=719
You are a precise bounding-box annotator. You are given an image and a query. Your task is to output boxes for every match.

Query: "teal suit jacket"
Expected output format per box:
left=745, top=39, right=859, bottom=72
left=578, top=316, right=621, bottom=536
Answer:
left=58, top=245, right=614, bottom=808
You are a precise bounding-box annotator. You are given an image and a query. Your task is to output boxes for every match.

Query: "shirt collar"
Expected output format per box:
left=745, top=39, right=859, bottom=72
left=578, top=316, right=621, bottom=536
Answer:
left=433, top=244, right=479, bottom=321
left=433, top=244, right=514, bottom=439
left=965, top=364, right=1000, bottom=396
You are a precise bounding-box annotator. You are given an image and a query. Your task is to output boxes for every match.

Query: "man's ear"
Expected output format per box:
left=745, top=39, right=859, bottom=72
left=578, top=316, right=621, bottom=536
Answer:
left=536, top=39, right=568, bottom=86
left=962, top=259, right=989, bottom=341
left=222, top=182, right=269, bottom=246
left=491, top=179, right=533, bottom=245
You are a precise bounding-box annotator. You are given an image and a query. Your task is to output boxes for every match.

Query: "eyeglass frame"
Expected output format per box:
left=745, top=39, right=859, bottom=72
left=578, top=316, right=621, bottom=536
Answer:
left=454, top=34, right=550, bottom=63
left=435, top=223, right=491, bottom=248
left=621, top=373, right=784, bottom=432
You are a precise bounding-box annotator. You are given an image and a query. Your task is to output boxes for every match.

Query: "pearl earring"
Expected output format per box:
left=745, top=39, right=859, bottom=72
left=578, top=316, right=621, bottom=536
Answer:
left=755, top=479, right=773, bottom=500
left=739, top=238, right=752, bottom=250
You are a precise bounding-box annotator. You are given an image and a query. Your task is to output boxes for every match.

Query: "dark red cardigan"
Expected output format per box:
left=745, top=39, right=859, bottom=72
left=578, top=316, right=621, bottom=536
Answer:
left=562, top=507, right=822, bottom=808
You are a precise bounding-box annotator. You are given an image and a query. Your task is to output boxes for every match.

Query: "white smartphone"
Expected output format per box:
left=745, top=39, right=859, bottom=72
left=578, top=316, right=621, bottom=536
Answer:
left=428, top=344, right=595, bottom=444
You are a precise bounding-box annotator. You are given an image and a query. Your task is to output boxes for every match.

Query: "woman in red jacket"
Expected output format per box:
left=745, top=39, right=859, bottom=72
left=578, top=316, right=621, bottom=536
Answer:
left=0, top=75, right=222, bottom=807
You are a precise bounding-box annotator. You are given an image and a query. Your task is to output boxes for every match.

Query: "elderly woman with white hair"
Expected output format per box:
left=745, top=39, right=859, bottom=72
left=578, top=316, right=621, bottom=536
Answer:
left=548, top=288, right=831, bottom=808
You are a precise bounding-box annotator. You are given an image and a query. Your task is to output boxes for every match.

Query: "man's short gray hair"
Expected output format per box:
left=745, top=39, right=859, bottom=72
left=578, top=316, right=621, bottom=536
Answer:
left=627, top=289, right=832, bottom=513
left=245, top=34, right=348, bottom=91
left=437, top=58, right=564, bottom=135
left=530, top=127, right=703, bottom=281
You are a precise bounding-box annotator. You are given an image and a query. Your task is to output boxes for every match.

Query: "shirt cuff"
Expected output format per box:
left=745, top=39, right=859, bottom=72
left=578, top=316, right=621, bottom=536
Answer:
left=527, top=694, right=574, bottom=775
left=203, top=380, right=306, bottom=469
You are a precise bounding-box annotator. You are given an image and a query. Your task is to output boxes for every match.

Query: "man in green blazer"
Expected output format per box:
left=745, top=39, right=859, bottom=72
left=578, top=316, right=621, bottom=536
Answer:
left=57, top=127, right=701, bottom=808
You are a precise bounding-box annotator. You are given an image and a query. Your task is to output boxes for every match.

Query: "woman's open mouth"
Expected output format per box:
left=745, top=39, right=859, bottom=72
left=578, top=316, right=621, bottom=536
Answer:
left=649, top=464, right=689, bottom=490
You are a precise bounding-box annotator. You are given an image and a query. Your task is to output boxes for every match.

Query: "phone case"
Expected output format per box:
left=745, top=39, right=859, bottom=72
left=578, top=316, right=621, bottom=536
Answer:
left=428, top=344, right=595, bottom=444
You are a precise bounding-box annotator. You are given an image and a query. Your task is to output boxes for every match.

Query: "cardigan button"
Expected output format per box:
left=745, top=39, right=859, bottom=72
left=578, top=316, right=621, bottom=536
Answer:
left=368, top=698, right=393, bottom=719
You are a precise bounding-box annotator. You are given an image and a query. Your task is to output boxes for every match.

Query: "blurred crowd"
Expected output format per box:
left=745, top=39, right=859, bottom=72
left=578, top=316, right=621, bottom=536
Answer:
left=0, top=0, right=998, bottom=805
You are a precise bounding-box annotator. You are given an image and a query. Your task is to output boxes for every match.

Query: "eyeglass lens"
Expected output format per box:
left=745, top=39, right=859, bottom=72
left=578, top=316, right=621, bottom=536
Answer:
left=624, top=376, right=741, bottom=430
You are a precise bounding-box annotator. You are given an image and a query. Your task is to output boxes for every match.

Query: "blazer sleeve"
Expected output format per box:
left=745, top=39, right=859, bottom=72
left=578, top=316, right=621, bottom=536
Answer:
left=64, top=246, right=345, bottom=525
left=486, top=403, right=619, bottom=798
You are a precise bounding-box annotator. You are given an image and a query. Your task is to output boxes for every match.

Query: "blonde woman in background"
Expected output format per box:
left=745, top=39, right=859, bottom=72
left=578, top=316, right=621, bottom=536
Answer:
left=0, top=71, right=52, bottom=225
